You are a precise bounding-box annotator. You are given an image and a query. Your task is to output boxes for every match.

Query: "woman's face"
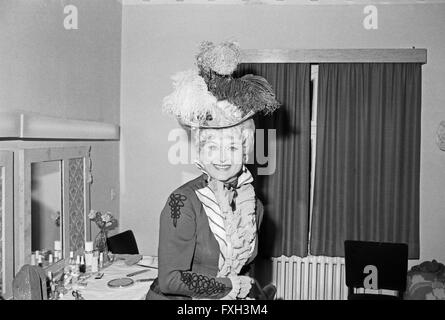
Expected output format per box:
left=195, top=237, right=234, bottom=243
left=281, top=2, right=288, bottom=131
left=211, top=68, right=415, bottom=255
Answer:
left=198, top=129, right=244, bottom=182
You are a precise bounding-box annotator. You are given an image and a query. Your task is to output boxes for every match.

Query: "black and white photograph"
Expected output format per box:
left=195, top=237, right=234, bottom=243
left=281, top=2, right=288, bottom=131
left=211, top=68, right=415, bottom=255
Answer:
left=1, top=0, right=445, bottom=311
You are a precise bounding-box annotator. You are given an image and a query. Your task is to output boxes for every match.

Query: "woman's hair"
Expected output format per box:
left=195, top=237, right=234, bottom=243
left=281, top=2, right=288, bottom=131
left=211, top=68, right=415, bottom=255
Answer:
left=191, top=118, right=255, bottom=163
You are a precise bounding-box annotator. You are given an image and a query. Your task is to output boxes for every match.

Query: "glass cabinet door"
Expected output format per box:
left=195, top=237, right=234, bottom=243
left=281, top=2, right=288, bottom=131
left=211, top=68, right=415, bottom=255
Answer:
left=0, top=151, right=13, bottom=299
left=31, top=161, right=63, bottom=256
left=14, top=147, right=91, bottom=272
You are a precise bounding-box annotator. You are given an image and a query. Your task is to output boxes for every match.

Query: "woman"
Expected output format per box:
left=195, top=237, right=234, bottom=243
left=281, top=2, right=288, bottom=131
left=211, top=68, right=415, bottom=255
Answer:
left=146, top=41, right=279, bottom=300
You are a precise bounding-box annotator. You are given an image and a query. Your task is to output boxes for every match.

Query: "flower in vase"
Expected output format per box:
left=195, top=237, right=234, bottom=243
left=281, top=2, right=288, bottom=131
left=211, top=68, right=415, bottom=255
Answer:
left=88, top=209, right=98, bottom=219
left=101, top=212, right=112, bottom=223
left=89, top=209, right=118, bottom=253
left=89, top=209, right=118, bottom=231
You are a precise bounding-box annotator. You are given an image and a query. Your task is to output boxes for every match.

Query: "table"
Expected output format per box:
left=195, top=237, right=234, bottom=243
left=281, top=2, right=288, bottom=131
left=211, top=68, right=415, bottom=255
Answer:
left=60, top=256, right=158, bottom=300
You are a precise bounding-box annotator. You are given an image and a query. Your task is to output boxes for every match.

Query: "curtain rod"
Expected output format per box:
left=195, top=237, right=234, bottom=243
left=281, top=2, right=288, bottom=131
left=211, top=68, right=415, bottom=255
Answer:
left=241, top=48, right=427, bottom=64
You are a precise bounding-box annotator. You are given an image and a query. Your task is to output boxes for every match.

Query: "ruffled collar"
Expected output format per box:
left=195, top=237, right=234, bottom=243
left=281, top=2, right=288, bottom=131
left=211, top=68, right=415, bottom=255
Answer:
left=194, top=161, right=257, bottom=276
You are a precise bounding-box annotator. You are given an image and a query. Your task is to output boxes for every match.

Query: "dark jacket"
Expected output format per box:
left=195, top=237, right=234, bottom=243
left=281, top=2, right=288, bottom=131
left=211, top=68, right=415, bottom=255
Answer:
left=146, top=174, right=263, bottom=300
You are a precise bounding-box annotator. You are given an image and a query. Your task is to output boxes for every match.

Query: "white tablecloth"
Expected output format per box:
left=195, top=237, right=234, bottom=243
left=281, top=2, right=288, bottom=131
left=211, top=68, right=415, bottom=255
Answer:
left=61, top=256, right=158, bottom=300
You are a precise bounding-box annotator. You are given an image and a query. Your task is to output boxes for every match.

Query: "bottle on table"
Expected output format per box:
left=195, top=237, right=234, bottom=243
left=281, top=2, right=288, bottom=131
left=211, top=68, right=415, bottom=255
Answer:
left=37, top=254, right=43, bottom=267
left=35, top=250, right=40, bottom=264
left=68, top=251, right=75, bottom=269
left=79, top=255, right=86, bottom=274
left=54, top=241, right=62, bottom=261
left=91, top=251, right=99, bottom=273
left=84, top=241, right=94, bottom=273
left=65, top=251, right=76, bottom=281
left=99, top=252, right=104, bottom=269
left=72, top=255, right=81, bottom=276
left=30, top=253, right=36, bottom=266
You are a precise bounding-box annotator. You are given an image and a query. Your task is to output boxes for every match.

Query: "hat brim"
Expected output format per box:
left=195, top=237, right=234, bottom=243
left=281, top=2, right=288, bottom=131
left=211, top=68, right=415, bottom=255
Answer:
left=178, top=110, right=256, bottom=129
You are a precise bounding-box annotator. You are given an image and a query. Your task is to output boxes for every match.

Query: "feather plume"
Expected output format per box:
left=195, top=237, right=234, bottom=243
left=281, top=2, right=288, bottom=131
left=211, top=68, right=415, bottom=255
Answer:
left=204, top=72, right=280, bottom=116
left=162, top=41, right=279, bottom=128
left=162, top=69, right=217, bottom=124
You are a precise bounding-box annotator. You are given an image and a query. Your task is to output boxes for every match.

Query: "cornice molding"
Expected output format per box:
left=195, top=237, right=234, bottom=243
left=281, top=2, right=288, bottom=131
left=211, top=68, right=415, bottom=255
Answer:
left=0, top=112, right=120, bottom=140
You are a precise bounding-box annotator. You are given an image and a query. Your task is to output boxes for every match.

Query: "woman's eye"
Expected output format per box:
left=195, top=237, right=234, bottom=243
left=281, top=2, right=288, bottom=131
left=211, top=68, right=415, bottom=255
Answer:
left=207, top=145, right=217, bottom=151
left=229, top=146, right=239, bottom=151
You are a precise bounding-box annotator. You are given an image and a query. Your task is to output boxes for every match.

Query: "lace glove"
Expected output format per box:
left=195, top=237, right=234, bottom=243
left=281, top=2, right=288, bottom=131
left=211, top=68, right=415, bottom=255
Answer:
left=220, top=275, right=253, bottom=300
left=238, top=275, right=254, bottom=298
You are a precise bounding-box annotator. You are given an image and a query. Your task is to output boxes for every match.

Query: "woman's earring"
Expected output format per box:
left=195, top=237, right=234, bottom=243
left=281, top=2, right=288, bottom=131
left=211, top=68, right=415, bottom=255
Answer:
left=243, top=154, right=248, bottom=166
left=243, top=154, right=246, bottom=163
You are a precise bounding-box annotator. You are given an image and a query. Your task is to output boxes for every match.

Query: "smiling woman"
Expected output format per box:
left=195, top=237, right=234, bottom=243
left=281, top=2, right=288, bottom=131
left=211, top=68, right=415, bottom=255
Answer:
left=145, top=41, right=279, bottom=300
left=194, top=120, right=255, bottom=183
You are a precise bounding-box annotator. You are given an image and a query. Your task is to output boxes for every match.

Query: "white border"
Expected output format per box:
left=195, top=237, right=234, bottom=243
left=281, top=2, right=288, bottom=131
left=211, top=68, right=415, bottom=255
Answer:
left=120, top=0, right=445, bottom=5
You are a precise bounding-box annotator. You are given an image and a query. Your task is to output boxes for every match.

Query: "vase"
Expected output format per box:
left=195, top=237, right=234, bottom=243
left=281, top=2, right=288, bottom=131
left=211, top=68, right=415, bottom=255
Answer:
left=94, top=229, right=108, bottom=253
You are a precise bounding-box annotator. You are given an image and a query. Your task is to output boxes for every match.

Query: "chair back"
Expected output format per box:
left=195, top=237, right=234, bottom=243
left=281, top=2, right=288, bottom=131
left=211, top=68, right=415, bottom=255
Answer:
left=344, top=240, right=408, bottom=292
left=12, top=265, right=48, bottom=300
left=106, top=230, right=139, bottom=254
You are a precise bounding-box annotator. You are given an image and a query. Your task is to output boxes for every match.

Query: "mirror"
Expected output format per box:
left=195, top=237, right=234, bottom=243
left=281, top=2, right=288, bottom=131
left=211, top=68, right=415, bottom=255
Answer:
left=14, top=146, right=91, bottom=272
left=31, top=161, right=63, bottom=264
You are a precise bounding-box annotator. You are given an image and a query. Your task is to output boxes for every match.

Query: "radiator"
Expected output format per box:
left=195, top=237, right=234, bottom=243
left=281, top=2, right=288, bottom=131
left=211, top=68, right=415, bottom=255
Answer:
left=272, top=255, right=348, bottom=300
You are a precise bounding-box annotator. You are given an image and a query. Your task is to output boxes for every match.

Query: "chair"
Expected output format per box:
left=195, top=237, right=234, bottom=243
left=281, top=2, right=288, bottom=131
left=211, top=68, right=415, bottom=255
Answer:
left=344, top=240, right=408, bottom=300
left=12, top=265, right=48, bottom=300
left=262, top=283, right=277, bottom=300
left=249, top=280, right=277, bottom=300
left=106, top=230, right=139, bottom=255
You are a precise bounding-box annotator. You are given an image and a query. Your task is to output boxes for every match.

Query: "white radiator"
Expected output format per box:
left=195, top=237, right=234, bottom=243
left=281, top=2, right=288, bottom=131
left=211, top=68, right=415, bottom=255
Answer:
left=272, top=255, right=348, bottom=300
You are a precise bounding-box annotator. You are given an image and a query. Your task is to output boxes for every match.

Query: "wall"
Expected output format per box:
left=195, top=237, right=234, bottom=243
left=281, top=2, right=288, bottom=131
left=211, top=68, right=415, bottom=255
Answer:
left=0, top=0, right=121, bottom=124
left=0, top=0, right=122, bottom=235
left=120, top=3, right=445, bottom=267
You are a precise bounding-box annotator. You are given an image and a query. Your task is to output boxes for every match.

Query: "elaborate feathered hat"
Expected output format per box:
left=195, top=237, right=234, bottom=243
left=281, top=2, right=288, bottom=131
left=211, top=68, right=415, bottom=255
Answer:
left=162, top=41, right=280, bottom=128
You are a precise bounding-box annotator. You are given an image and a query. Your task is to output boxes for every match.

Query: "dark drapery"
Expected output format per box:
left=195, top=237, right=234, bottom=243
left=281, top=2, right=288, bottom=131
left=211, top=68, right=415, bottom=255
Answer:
left=310, top=63, right=421, bottom=259
left=236, top=63, right=311, bottom=257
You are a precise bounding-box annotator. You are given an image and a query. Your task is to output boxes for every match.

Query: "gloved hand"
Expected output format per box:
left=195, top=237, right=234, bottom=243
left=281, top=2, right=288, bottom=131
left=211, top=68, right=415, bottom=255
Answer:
left=222, top=275, right=254, bottom=300
left=237, top=275, right=254, bottom=299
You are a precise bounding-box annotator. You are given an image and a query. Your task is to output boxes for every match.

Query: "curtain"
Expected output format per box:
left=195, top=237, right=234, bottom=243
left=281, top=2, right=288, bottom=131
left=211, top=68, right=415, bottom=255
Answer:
left=310, top=63, right=421, bottom=259
left=235, top=63, right=311, bottom=257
